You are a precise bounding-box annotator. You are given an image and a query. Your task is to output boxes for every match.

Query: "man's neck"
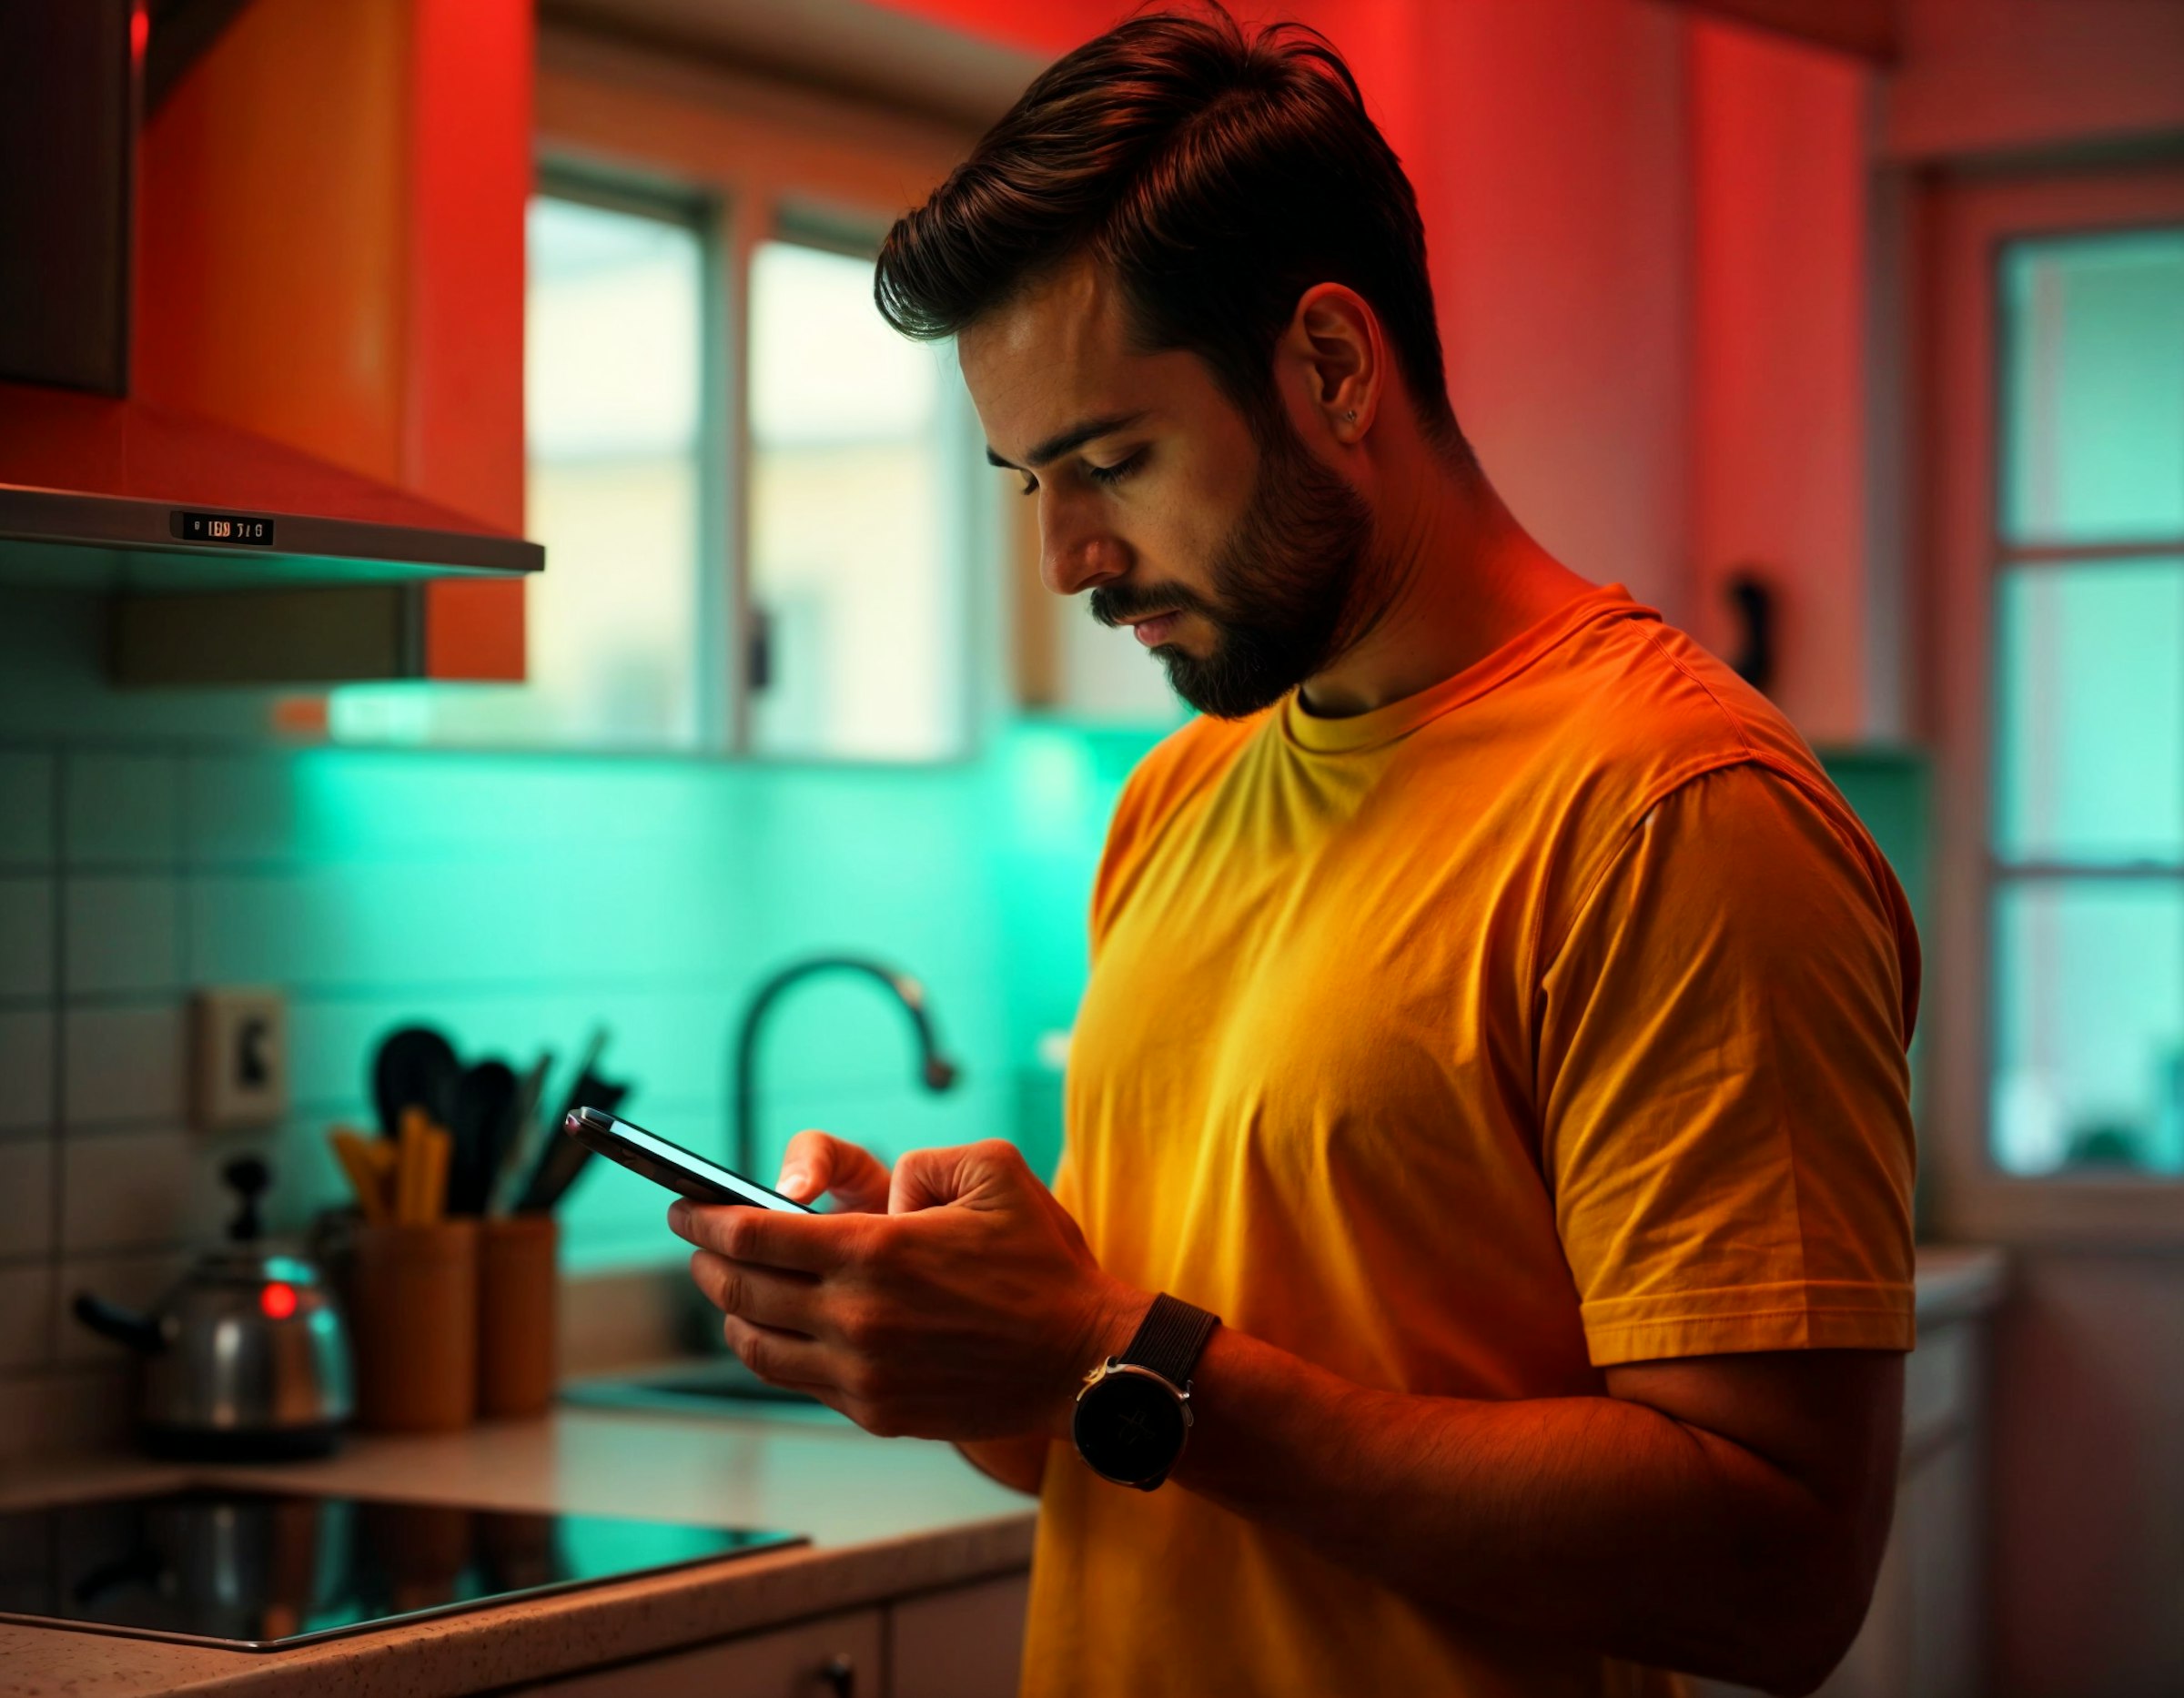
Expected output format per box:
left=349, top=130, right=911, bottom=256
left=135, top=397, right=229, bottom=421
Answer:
left=1298, top=455, right=1593, bottom=720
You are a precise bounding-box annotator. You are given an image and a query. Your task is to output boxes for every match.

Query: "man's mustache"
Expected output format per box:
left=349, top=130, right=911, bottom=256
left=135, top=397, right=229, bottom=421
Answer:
left=1089, top=582, right=1219, bottom=630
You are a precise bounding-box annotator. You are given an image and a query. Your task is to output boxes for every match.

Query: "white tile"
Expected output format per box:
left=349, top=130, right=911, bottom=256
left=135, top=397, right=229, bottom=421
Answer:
left=0, top=878, right=53, bottom=997
left=0, top=751, right=54, bottom=866
left=0, top=1364, right=133, bottom=1460
left=0, top=1012, right=54, bottom=1132
left=55, top=1250, right=189, bottom=1367
left=0, top=1262, right=54, bottom=1369
left=63, top=877, right=179, bottom=995
left=64, top=753, right=180, bottom=868
left=63, top=1003, right=186, bottom=1127
left=181, top=753, right=298, bottom=865
left=0, top=1137, right=53, bottom=1258
left=62, top=1127, right=230, bottom=1255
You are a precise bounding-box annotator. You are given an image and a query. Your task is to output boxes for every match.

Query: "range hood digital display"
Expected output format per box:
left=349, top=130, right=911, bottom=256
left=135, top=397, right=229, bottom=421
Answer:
left=176, top=510, right=275, bottom=546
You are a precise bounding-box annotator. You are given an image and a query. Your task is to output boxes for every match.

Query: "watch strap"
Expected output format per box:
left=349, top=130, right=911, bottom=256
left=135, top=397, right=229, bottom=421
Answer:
left=1118, top=1293, right=1218, bottom=1390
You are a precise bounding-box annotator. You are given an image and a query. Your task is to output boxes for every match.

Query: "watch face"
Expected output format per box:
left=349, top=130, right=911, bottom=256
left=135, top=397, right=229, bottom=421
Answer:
left=1073, top=1369, right=1187, bottom=1486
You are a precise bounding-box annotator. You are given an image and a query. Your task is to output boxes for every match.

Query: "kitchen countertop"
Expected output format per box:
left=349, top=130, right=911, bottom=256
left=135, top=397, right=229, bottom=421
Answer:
left=0, top=1403, right=1037, bottom=1698
left=0, top=1246, right=2007, bottom=1697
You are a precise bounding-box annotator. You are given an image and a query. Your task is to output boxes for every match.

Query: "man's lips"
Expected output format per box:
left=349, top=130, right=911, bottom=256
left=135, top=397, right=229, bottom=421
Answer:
left=1127, top=611, right=1183, bottom=647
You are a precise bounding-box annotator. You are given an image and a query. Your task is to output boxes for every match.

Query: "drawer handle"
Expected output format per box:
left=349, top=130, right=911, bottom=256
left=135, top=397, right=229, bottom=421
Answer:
left=820, top=1653, right=856, bottom=1697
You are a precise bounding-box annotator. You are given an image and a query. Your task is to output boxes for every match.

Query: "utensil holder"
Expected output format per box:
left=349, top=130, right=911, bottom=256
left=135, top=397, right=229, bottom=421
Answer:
left=477, top=1215, right=559, bottom=1420
left=350, top=1220, right=479, bottom=1431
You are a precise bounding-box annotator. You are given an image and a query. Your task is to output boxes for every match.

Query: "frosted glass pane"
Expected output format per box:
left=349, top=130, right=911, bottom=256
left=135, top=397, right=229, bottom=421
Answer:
left=333, top=194, right=707, bottom=750
left=1993, top=561, right=2184, bottom=864
left=2001, top=229, right=2184, bottom=546
left=1991, top=881, right=2184, bottom=1175
left=748, top=240, right=967, bottom=762
left=527, top=199, right=703, bottom=460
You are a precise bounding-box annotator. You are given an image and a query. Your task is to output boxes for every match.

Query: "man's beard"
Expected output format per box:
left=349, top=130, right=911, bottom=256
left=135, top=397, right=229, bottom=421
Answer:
left=1088, top=417, right=1385, bottom=720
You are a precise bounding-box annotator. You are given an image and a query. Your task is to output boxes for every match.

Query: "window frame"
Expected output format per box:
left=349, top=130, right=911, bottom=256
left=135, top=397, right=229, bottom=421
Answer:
left=1923, top=156, right=2184, bottom=1246
left=531, top=161, right=729, bottom=751
left=533, top=24, right=1000, bottom=763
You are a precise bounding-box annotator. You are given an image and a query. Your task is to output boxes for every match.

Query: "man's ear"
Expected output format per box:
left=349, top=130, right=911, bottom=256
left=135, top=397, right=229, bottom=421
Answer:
left=1280, top=283, right=1383, bottom=446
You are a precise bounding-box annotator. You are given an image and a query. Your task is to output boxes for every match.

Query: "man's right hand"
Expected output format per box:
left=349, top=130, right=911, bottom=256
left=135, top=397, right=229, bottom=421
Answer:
left=774, top=1128, right=892, bottom=1213
left=769, top=1127, right=1055, bottom=1498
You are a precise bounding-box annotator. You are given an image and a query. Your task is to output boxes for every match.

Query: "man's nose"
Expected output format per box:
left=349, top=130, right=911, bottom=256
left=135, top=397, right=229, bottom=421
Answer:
left=1039, top=497, right=1129, bottom=598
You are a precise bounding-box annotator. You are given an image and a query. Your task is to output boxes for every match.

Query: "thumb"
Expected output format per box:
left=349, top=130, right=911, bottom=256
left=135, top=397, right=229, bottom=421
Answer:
left=778, top=1129, right=891, bottom=1213
left=889, top=1139, right=1030, bottom=1215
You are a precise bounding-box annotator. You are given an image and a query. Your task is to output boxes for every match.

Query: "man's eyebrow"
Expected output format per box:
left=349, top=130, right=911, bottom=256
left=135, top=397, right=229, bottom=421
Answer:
left=984, top=411, right=1148, bottom=472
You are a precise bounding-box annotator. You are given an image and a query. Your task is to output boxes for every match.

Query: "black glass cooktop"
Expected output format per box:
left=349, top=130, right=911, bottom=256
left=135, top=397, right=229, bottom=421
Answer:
left=0, top=1484, right=804, bottom=1650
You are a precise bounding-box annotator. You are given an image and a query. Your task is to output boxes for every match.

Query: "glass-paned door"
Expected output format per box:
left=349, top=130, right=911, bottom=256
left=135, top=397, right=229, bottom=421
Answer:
left=1989, top=226, right=2184, bottom=1176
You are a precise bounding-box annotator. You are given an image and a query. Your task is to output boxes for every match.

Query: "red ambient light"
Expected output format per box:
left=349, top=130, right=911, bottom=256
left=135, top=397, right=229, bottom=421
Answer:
left=259, top=1281, right=299, bottom=1321
left=129, top=5, right=149, bottom=62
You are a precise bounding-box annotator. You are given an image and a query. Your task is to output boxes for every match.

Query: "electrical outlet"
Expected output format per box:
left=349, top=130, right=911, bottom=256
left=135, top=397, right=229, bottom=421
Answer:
left=191, top=987, right=288, bottom=1132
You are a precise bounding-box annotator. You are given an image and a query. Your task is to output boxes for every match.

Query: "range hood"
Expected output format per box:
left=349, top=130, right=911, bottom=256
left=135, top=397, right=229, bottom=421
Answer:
left=0, top=0, right=541, bottom=595
left=0, top=382, right=540, bottom=592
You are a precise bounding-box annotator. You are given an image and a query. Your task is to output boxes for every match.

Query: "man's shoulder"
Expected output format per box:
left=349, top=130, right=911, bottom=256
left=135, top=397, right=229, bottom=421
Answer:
left=1520, top=605, right=1833, bottom=816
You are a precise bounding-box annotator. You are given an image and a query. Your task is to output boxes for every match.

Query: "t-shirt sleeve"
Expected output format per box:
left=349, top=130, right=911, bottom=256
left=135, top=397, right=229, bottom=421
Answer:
left=1535, top=760, right=1918, bottom=1368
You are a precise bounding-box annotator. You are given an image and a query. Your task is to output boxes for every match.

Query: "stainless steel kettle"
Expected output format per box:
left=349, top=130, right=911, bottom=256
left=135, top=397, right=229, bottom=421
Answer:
left=75, top=1156, right=354, bottom=1458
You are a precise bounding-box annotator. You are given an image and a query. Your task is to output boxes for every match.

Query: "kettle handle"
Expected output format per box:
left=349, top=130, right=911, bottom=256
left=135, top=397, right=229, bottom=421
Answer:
left=73, top=1293, right=165, bottom=1354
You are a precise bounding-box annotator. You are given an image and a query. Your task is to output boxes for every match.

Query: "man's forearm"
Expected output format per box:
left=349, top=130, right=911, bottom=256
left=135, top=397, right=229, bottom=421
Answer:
left=956, top=1433, right=1049, bottom=1496
left=1160, top=1326, right=1861, bottom=1693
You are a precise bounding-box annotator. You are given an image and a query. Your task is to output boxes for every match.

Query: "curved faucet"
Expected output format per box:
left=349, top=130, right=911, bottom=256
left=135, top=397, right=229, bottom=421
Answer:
left=730, top=955, right=960, bottom=1181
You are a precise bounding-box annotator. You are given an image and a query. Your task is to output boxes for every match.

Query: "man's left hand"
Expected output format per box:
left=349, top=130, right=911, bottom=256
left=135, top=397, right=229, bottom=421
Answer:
left=668, top=1139, right=1148, bottom=1441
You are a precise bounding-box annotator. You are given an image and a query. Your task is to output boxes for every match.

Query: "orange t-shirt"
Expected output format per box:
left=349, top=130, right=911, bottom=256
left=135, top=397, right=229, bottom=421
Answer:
left=1021, top=581, right=1919, bottom=1697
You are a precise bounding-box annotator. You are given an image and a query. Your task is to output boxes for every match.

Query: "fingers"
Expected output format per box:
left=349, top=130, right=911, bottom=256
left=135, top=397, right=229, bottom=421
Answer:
left=668, top=1198, right=861, bottom=1274
left=889, top=1138, right=1033, bottom=1214
left=718, top=1311, right=834, bottom=1392
left=689, top=1248, right=819, bottom=1335
left=778, top=1129, right=892, bottom=1213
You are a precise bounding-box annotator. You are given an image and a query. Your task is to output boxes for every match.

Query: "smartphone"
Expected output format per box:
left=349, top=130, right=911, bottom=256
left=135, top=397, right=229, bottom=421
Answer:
left=562, top=1107, right=814, bottom=1214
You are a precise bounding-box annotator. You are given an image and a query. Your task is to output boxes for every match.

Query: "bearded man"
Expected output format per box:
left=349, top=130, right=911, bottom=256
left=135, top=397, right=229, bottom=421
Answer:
left=669, top=10, right=1919, bottom=1695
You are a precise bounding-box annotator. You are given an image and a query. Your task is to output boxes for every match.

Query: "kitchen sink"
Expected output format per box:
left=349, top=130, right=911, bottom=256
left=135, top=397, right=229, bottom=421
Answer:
left=562, top=1358, right=849, bottom=1424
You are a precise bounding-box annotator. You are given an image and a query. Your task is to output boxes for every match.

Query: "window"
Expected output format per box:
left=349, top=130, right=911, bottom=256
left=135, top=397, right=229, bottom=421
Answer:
left=334, top=181, right=716, bottom=749
left=1988, top=227, right=2184, bottom=1177
left=747, top=234, right=974, bottom=761
left=333, top=172, right=988, bottom=760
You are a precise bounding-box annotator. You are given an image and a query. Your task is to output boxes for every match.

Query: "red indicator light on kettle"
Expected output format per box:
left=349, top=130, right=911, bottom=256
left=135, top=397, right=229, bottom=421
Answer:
left=260, top=1282, right=298, bottom=1321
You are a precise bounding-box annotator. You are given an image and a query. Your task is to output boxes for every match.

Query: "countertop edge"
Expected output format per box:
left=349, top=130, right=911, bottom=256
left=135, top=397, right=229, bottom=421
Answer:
left=0, top=1509, right=1037, bottom=1698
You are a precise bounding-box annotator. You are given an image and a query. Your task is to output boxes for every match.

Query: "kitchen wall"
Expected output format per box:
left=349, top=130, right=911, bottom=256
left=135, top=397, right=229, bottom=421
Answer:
left=0, top=584, right=1151, bottom=1459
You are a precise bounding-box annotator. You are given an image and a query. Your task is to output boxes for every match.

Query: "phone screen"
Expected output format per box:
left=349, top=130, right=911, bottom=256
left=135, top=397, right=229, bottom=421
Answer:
left=566, top=1109, right=814, bottom=1214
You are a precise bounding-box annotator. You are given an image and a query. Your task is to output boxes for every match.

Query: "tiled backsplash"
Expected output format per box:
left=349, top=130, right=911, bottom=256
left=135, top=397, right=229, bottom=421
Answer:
left=0, top=724, right=1150, bottom=1459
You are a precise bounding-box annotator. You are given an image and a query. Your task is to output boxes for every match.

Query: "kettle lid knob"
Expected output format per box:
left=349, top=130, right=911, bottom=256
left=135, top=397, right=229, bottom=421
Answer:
left=221, top=1155, right=271, bottom=1242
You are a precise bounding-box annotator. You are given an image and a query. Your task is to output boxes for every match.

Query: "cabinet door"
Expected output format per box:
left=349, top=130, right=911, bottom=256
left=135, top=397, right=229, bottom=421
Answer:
left=891, top=1572, right=1031, bottom=1698
left=511, top=1607, right=882, bottom=1698
left=127, top=0, right=531, bottom=684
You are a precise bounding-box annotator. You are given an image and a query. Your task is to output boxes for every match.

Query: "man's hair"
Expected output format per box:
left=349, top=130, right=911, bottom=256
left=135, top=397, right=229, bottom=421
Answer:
left=875, top=5, right=1469, bottom=458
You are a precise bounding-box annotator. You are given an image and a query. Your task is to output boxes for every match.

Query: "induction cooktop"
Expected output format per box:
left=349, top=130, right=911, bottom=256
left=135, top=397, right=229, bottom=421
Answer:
left=0, top=1483, right=804, bottom=1650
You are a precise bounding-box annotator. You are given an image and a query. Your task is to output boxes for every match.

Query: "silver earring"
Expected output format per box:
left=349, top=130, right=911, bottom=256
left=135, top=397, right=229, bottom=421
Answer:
left=1344, top=409, right=1357, bottom=423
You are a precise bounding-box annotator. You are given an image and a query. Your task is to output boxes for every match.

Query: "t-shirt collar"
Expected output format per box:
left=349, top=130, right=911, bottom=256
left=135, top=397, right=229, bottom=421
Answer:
left=1278, top=581, right=1652, bottom=755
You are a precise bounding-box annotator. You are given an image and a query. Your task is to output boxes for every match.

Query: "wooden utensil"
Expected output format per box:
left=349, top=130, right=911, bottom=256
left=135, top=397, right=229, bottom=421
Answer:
left=329, top=1127, right=393, bottom=1223
left=394, top=1115, right=453, bottom=1224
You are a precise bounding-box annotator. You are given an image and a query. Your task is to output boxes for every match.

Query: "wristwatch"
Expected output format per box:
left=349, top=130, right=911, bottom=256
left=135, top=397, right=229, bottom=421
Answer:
left=1071, top=1293, right=1219, bottom=1491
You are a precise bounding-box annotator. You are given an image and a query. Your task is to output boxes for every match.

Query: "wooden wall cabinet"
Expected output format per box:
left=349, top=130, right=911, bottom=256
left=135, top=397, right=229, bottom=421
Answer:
left=126, top=0, right=533, bottom=682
